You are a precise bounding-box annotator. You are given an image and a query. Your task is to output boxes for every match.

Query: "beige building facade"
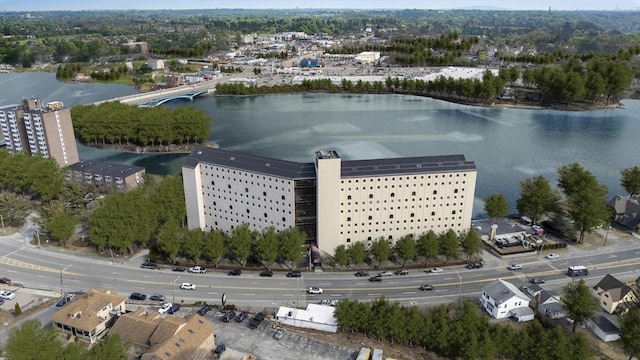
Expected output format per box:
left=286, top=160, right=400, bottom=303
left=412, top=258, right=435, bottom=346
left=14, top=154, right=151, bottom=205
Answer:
left=182, top=147, right=477, bottom=254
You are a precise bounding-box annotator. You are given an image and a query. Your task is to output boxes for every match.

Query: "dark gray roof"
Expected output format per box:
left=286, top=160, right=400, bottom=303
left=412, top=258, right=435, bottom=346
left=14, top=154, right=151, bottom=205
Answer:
left=483, top=279, right=529, bottom=305
left=68, top=160, right=144, bottom=178
left=341, top=154, right=476, bottom=177
left=182, top=146, right=317, bottom=179
left=596, top=274, right=626, bottom=291
left=591, top=315, right=619, bottom=334
left=183, top=147, right=476, bottom=180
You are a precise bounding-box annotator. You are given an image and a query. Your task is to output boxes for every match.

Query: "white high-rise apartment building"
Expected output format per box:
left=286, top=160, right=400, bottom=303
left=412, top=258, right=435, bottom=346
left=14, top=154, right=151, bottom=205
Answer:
left=182, top=147, right=477, bottom=255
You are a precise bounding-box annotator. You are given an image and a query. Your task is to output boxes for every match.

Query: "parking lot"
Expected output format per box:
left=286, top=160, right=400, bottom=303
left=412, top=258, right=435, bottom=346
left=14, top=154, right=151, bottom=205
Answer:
left=0, top=286, right=58, bottom=315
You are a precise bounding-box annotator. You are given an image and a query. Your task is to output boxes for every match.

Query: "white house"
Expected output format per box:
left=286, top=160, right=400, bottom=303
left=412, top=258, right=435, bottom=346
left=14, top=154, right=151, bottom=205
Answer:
left=275, top=304, right=338, bottom=333
left=522, top=285, right=566, bottom=319
left=480, top=279, right=534, bottom=322
left=585, top=316, right=621, bottom=342
left=146, top=59, right=165, bottom=71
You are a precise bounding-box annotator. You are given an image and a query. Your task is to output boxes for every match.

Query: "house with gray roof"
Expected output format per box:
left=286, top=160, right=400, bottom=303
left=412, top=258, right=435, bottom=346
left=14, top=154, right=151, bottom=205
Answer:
left=522, top=285, right=566, bottom=319
left=607, top=194, right=640, bottom=231
left=592, top=274, right=637, bottom=314
left=480, top=279, right=534, bottom=322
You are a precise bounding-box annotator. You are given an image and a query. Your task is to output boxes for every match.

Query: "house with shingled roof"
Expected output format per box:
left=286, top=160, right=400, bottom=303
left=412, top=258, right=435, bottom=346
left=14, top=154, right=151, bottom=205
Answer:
left=51, top=289, right=126, bottom=343
left=109, top=307, right=214, bottom=359
left=480, top=279, right=534, bottom=322
left=592, top=274, right=637, bottom=314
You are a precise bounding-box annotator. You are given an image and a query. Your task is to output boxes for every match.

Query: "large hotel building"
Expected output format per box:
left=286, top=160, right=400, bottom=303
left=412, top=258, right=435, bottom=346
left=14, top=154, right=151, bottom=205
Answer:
left=182, top=147, right=477, bottom=254
left=0, top=97, right=79, bottom=167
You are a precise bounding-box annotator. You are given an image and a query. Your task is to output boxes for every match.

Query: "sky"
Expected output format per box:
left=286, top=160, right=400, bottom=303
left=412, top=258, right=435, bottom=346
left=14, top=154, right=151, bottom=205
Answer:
left=1, top=0, right=639, bottom=12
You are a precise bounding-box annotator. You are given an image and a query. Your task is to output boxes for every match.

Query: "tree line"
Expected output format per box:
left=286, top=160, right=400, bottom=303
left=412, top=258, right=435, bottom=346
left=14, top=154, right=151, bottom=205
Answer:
left=334, top=298, right=595, bottom=360
left=71, top=101, right=211, bottom=148
left=332, top=228, right=482, bottom=269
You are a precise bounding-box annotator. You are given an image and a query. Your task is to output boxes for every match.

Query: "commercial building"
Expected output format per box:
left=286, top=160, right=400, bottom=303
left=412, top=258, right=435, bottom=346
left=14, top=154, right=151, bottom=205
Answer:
left=0, top=97, right=79, bottom=167
left=182, top=147, right=477, bottom=254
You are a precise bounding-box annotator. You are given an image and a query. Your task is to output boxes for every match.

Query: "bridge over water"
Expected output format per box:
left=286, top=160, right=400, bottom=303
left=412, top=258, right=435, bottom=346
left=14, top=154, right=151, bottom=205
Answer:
left=93, top=80, right=217, bottom=106
left=137, top=90, right=208, bottom=107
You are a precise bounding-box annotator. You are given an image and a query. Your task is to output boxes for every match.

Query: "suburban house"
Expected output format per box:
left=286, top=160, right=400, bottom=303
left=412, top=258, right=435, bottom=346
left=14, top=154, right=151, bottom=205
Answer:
left=592, top=274, right=638, bottom=314
left=521, top=285, right=566, bottom=319
left=51, top=289, right=126, bottom=343
left=607, top=194, right=640, bottom=231
left=276, top=304, right=338, bottom=333
left=109, top=308, right=215, bottom=359
left=585, top=316, right=621, bottom=342
left=480, top=279, right=535, bottom=322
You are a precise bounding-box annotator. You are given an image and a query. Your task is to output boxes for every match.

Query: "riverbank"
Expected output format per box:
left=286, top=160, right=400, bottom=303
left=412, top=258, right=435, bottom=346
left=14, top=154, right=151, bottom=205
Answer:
left=80, top=141, right=219, bottom=154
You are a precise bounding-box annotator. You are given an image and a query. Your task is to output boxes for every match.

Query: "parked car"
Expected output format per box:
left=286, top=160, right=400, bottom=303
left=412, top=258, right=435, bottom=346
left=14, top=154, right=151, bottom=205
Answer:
left=167, top=304, right=181, bottom=314
left=273, top=327, right=286, bottom=340
left=0, top=290, right=16, bottom=300
left=248, top=313, right=265, bottom=328
left=158, top=303, right=172, bottom=314
left=368, top=276, right=383, bottom=282
left=222, top=311, right=236, bottom=322
left=172, top=266, right=186, bottom=272
left=129, top=292, right=147, bottom=301
left=507, top=264, right=523, bottom=270
left=532, top=225, right=545, bottom=235
left=0, top=299, right=4, bottom=306
left=140, top=262, right=158, bottom=269
left=235, top=312, right=248, bottom=322
left=286, top=271, right=301, bottom=278
left=530, top=278, right=546, bottom=284
left=180, top=283, right=196, bottom=290
left=149, top=293, right=166, bottom=301
left=320, top=299, right=338, bottom=306
left=188, top=266, right=207, bottom=274
left=259, top=270, right=273, bottom=277
left=307, top=287, right=323, bottom=294
left=214, top=344, right=226, bottom=356
left=378, top=271, right=394, bottom=277
left=55, top=297, right=68, bottom=307
left=0, top=277, right=11, bottom=285
left=420, top=284, right=434, bottom=291
left=545, top=253, right=560, bottom=259
left=197, top=305, right=214, bottom=316
left=354, top=271, right=369, bottom=277
left=430, top=267, right=443, bottom=273
left=227, top=269, right=242, bottom=276
left=395, top=269, right=409, bottom=275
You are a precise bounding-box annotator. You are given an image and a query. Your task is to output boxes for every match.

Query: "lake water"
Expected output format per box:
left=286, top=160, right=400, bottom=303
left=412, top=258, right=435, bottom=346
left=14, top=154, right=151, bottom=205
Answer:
left=1, top=72, right=639, bottom=217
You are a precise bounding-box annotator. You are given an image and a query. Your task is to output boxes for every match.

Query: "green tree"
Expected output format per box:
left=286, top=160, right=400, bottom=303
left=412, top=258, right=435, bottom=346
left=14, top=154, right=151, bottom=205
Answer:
left=417, top=230, right=439, bottom=265
left=278, top=227, right=307, bottom=269
left=516, top=175, right=559, bottom=225
left=483, top=194, right=510, bottom=223
left=621, top=166, right=640, bottom=197
left=347, top=241, right=367, bottom=269
left=557, top=163, right=611, bottom=243
left=14, top=302, right=22, bottom=316
left=393, top=235, right=416, bottom=267
left=85, top=334, right=131, bottom=360
left=619, top=307, right=640, bottom=360
left=439, top=229, right=459, bottom=263
left=255, top=226, right=279, bottom=269
left=182, top=228, right=203, bottom=264
left=370, top=237, right=392, bottom=267
left=201, top=229, right=226, bottom=267
left=4, top=319, right=63, bottom=360
left=562, top=279, right=599, bottom=332
left=157, top=219, right=183, bottom=263
left=459, top=228, right=482, bottom=261
left=45, top=210, right=76, bottom=247
left=229, top=224, right=254, bottom=267
left=333, top=244, right=350, bottom=268
left=0, top=191, right=31, bottom=227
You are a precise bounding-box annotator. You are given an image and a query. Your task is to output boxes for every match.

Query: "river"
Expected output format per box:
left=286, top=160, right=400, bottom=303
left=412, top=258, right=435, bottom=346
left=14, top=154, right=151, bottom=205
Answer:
left=1, top=72, right=638, bottom=217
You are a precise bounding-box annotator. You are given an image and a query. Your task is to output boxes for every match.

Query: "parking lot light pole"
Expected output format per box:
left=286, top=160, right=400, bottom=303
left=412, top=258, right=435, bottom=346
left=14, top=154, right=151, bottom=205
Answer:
left=60, top=265, right=72, bottom=296
left=172, top=275, right=180, bottom=303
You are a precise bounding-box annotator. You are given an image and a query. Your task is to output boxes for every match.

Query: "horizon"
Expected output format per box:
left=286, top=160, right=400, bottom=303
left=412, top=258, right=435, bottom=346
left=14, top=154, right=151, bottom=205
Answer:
left=2, top=0, right=639, bottom=12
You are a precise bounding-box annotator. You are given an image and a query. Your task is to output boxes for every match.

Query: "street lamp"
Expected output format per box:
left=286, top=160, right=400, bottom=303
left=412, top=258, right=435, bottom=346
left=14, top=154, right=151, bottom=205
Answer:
left=60, top=265, right=72, bottom=296
left=172, top=275, right=181, bottom=303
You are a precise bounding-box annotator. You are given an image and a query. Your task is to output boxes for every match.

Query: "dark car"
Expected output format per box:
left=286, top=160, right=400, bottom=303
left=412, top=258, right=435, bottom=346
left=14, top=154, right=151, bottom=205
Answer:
left=0, top=277, right=11, bottom=285
left=235, top=312, right=248, bottom=322
left=368, top=276, right=383, bottom=282
left=248, top=313, right=265, bottom=329
left=129, top=292, right=147, bottom=301
left=227, top=269, right=242, bottom=276
left=259, top=270, right=273, bottom=277
left=149, top=293, right=166, bottom=302
left=197, top=304, right=214, bottom=316
left=55, top=297, right=68, bottom=307
left=286, top=271, right=301, bottom=278
left=395, top=269, right=409, bottom=275
left=530, top=278, right=546, bottom=284
left=172, top=266, right=186, bottom=272
left=140, top=262, right=158, bottom=269
left=420, top=284, right=434, bottom=291
left=354, top=271, right=369, bottom=277
left=167, top=304, right=181, bottom=314
left=214, top=344, right=226, bottom=356
left=222, top=311, right=236, bottom=322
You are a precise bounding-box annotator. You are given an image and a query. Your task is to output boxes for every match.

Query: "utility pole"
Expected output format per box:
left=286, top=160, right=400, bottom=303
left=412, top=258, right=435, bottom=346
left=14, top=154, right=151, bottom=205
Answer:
left=60, top=265, right=72, bottom=296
